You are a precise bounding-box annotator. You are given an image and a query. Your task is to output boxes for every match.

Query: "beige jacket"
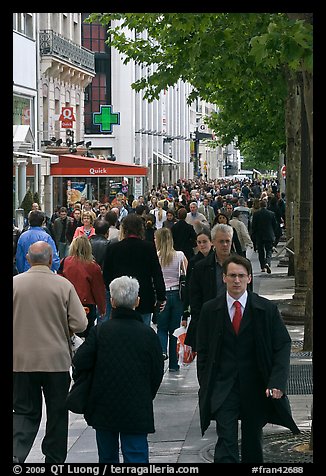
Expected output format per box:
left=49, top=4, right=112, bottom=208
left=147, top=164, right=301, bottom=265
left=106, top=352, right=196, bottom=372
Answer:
left=230, top=217, right=253, bottom=252
left=13, top=266, right=88, bottom=372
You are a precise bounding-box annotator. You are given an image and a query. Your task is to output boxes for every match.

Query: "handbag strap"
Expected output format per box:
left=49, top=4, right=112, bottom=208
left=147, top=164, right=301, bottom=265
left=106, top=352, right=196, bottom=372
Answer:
left=178, top=251, right=186, bottom=276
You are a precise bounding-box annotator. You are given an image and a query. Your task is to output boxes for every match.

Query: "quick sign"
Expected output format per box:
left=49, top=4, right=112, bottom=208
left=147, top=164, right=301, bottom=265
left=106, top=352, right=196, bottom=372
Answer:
left=89, top=168, right=107, bottom=175
left=59, top=107, right=75, bottom=128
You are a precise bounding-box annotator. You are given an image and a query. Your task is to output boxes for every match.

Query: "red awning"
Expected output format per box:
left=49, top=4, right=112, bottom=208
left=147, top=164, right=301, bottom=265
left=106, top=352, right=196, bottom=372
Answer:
left=50, top=154, right=148, bottom=177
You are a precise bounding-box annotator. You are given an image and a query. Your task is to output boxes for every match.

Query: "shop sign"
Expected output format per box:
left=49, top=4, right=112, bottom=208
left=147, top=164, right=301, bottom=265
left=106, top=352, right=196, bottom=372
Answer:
left=59, top=107, right=75, bottom=128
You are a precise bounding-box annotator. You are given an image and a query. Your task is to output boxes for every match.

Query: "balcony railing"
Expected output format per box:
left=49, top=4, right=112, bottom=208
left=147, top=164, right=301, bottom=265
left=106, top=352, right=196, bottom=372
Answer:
left=39, top=30, right=95, bottom=73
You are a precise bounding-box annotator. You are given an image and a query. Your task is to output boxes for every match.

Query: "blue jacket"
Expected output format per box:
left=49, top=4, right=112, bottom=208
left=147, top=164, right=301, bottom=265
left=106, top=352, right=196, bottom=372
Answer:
left=15, top=227, right=60, bottom=273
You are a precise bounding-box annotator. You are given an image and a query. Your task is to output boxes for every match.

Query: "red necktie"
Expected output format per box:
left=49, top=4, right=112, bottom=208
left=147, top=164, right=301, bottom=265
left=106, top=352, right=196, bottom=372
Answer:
left=232, top=301, right=242, bottom=334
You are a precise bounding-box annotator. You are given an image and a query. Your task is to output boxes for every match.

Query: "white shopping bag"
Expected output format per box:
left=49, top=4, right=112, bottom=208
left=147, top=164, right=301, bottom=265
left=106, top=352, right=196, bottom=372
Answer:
left=173, top=326, right=197, bottom=367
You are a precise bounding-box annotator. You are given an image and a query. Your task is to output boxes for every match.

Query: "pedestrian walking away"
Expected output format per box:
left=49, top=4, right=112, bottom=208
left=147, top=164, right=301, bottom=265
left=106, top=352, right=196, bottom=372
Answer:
left=196, top=254, right=300, bottom=464
left=154, top=227, right=188, bottom=371
left=58, top=235, right=106, bottom=338
left=103, top=214, right=166, bottom=326
left=251, top=199, right=279, bottom=273
left=72, top=276, right=164, bottom=463
left=13, top=241, right=88, bottom=464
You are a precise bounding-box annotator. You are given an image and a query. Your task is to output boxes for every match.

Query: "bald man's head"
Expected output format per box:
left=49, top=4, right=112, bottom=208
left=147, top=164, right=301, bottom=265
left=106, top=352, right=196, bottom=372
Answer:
left=27, top=241, right=53, bottom=268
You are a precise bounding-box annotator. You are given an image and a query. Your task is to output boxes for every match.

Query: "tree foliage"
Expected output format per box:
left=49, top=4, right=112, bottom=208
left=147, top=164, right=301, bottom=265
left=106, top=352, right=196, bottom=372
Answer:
left=20, top=190, right=33, bottom=218
left=33, top=191, right=40, bottom=205
left=86, top=12, right=312, bottom=171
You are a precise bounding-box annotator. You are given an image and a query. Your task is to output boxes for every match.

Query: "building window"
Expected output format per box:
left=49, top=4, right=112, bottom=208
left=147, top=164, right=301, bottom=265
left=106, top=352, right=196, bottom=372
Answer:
left=81, top=13, right=111, bottom=134
left=81, top=19, right=107, bottom=53
left=13, top=95, right=32, bottom=126
left=84, top=73, right=108, bottom=134
left=13, top=13, right=34, bottom=39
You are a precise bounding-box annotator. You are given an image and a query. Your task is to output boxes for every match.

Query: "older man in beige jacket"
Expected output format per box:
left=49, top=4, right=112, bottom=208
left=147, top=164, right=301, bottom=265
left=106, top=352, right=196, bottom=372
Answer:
left=13, top=241, right=88, bottom=464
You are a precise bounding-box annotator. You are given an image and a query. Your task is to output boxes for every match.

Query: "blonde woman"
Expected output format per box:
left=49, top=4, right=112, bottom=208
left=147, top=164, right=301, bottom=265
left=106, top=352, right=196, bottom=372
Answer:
left=154, top=227, right=188, bottom=371
left=58, top=235, right=106, bottom=338
left=150, top=200, right=166, bottom=229
left=73, top=211, right=96, bottom=239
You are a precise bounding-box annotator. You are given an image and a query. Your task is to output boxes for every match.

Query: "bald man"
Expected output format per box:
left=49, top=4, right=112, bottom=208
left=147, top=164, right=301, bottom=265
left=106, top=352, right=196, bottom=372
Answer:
left=13, top=241, right=88, bottom=464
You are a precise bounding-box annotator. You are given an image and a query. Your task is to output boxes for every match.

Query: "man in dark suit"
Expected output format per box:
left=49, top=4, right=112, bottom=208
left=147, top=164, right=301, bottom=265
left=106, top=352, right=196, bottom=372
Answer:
left=171, top=207, right=197, bottom=262
left=251, top=199, right=279, bottom=273
left=103, top=214, right=166, bottom=326
left=185, top=223, right=253, bottom=352
left=196, top=254, right=300, bottom=463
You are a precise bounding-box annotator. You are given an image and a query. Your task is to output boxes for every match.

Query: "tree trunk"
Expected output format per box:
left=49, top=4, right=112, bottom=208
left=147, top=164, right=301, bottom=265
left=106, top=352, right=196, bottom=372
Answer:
left=283, top=72, right=301, bottom=280
left=282, top=71, right=305, bottom=325
left=302, top=70, right=313, bottom=352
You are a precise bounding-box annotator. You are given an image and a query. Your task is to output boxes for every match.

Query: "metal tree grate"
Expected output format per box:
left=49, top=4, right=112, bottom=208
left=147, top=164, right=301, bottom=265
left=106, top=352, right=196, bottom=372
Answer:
left=201, top=430, right=313, bottom=463
left=287, top=364, right=313, bottom=395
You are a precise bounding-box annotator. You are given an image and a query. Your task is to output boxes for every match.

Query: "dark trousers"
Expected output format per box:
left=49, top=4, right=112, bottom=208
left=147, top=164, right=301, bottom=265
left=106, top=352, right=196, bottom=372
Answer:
left=213, top=383, right=264, bottom=463
left=13, top=372, right=71, bottom=463
left=96, top=430, right=149, bottom=463
left=257, top=239, right=273, bottom=269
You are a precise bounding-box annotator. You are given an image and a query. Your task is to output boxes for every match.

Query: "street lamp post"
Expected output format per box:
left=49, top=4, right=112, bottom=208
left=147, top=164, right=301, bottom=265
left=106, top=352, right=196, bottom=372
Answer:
left=224, top=151, right=228, bottom=177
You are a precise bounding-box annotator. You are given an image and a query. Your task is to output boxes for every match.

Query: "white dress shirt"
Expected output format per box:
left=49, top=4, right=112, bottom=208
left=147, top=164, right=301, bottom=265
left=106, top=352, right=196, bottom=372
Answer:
left=226, top=291, right=248, bottom=323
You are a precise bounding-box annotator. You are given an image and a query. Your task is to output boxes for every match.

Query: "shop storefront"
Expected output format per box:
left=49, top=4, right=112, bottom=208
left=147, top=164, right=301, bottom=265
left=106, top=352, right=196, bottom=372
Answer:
left=50, top=154, right=148, bottom=206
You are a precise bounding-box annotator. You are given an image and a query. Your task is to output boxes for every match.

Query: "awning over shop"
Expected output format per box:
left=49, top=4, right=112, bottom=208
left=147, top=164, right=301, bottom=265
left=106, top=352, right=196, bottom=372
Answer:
left=50, top=154, right=148, bottom=177
left=13, top=125, right=34, bottom=151
left=153, top=150, right=180, bottom=165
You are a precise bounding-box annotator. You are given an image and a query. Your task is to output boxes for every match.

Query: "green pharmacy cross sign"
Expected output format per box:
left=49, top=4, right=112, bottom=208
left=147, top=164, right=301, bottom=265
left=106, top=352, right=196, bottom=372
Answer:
left=93, top=105, right=120, bottom=133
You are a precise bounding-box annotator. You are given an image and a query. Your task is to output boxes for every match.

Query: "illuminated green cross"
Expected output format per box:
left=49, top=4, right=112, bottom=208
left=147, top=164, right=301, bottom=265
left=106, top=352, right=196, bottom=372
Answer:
left=93, top=105, right=120, bottom=133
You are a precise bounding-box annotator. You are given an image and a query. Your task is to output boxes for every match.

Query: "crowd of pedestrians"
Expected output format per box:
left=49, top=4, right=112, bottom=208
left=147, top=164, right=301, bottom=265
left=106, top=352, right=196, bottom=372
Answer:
left=13, top=175, right=295, bottom=465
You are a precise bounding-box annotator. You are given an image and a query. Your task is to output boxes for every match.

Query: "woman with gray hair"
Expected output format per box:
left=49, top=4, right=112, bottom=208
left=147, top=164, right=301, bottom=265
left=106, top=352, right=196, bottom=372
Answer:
left=72, top=275, right=164, bottom=463
left=109, top=275, right=140, bottom=309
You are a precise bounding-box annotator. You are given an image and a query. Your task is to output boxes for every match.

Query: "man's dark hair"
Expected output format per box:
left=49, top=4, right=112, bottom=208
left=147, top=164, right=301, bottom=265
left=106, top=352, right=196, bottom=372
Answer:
left=177, top=208, right=187, bottom=220
left=232, top=209, right=241, bottom=218
left=222, top=254, right=252, bottom=276
left=28, top=210, right=45, bottom=227
left=121, top=214, right=145, bottom=239
left=104, top=210, right=118, bottom=227
left=59, top=207, right=67, bottom=213
left=94, top=218, right=110, bottom=235
left=135, top=204, right=149, bottom=216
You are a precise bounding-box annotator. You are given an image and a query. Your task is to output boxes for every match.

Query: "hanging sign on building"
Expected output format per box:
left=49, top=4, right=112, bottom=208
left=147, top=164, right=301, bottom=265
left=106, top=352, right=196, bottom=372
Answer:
left=93, top=105, right=120, bottom=133
left=59, top=107, right=76, bottom=129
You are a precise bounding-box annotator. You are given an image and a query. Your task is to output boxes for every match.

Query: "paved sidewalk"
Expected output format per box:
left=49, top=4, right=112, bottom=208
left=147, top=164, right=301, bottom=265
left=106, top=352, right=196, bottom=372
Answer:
left=25, top=244, right=313, bottom=464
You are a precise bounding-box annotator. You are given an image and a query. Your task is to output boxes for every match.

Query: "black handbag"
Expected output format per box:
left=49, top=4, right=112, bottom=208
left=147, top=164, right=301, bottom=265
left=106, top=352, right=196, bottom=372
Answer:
left=179, top=274, right=186, bottom=302
left=178, top=253, right=187, bottom=302
left=66, top=325, right=100, bottom=414
left=66, top=370, right=93, bottom=414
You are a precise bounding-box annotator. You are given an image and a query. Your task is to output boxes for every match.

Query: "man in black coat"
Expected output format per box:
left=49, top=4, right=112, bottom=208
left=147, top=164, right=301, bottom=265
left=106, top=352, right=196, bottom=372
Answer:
left=72, top=276, right=164, bottom=463
left=251, top=199, right=279, bottom=273
left=103, top=214, right=166, bottom=325
left=90, top=219, right=112, bottom=323
left=171, top=207, right=197, bottom=262
left=196, top=254, right=299, bottom=463
left=90, top=219, right=110, bottom=270
left=185, top=223, right=253, bottom=352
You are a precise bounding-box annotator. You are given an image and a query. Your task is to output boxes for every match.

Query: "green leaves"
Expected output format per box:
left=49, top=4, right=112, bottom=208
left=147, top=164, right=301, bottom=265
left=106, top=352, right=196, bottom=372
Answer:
left=86, top=12, right=312, bottom=169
